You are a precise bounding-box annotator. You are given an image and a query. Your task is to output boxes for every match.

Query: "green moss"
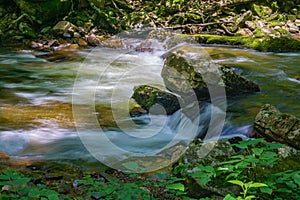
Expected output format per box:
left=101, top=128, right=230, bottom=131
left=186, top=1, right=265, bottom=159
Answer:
left=176, top=34, right=300, bottom=52
left=250, top=36, right=300, bottom=52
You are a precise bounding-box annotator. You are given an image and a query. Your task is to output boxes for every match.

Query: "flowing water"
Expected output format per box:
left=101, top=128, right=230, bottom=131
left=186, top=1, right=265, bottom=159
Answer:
left=0, top=41, right=299, bottom=167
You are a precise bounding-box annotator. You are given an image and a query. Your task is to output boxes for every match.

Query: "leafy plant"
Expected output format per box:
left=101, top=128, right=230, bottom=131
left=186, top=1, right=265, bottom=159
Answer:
left=0, top=170, right=60, bottom=200
left=227, top=180, right=267, bottom=200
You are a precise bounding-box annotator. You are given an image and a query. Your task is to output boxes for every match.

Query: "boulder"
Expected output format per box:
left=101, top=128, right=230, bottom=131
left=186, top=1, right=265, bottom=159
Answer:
left=161, top=45, right=260, bottom=101
left=87, top=34, right=103, bottom=46
left=52, top=21, right=78, bottom=37
left=254, top=104, right=300, bottom=150
left=177, top=139, right=239, bottom=198
left=131, top=85, right=181, bottom=115
left=180, top=139, right=236, bottom=167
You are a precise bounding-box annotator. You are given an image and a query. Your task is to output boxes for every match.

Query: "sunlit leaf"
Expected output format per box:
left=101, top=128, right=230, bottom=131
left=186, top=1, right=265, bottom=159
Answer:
left=228, top=180, right=244, bottom=187
left=166, top=183, right=185, bottom=191
left=223, top=194, right=236, bottom=200
left=248, top=182, right=267, bottom=188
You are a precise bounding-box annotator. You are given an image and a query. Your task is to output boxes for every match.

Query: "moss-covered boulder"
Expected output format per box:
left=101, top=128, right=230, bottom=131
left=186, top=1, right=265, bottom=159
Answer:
left=177, top=139, right=239, bottom=197
left=161, top=45, right=259, bottom=100
left=254, top=104, right=300, bottom=150
left=131, top=85, right=181, bottom=115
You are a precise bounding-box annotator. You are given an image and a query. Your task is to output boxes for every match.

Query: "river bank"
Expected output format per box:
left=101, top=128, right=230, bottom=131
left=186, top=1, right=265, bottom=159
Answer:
left=0, top=0, right=299, bottom=52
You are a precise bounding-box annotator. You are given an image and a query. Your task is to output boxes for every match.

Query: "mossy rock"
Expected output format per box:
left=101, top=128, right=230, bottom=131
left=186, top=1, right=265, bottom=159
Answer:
left=254, top=104, right=300, bottom=150
left=131, top=85, right=181, bottom=115
left=162, top=45, right=259, bottom=101
left=189, top=34, right=300, bottom=52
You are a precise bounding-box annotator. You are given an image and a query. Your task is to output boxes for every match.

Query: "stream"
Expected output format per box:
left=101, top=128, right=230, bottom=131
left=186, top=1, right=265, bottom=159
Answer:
left=0, top=40, right=299, bottom=169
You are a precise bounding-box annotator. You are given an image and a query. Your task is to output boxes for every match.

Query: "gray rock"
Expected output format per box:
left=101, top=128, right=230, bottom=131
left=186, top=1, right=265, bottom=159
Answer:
left=254, top=104, right=300, bottom=150
left=180, top=139, right=236, bottom=167
left=131, top=85, right=181, bottom=115
left=178, top=139, right=239, bottom=197
left=52, top=21, right=77, bottom=36
left=161, top=45, right=260, bottom=101
left=87, top=34, right=103, bottom=46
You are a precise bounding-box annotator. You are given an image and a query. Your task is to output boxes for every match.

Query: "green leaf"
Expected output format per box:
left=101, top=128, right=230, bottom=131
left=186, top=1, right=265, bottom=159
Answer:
left=228, top=180, right=244, bottom=187
left=220, top=159, right=242, bottom=165
left=14, top=178, right=31, bottom=185
left=248, top=182, right=268, bottom=188
left=166, top=183, right=185, bottom=191
left=232, top=138, right=264, bottom=148
left=286, top=181, right=297, bottom=189
left=244, top=195, right=256, bottom=200
left=48, top=194, right=59, bottom=200
left=277, top=188, right=292, bottom=193
left=197, top=165, right=214, bottom=173
left=223, top=194, right=236, bottom=200
left=260, top=187, right=273, bottom=194
left=292, top=173, right=300, bottom=187
left=252, top=148, right=264, bottom=155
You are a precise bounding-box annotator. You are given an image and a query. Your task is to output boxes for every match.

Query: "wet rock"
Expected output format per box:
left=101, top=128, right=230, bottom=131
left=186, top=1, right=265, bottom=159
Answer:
left=87, top=34, right=103, bottom=46
left=161, top=45, right=260, bottom=101
left=135, top=39, right=164, bottom=52
left=286, top=20, right=299, bottom=33
left=245, top=21, right=256, bottom=30
left=29, top=41, right=43, bottom=49
left=147, top=29, right=173, bottom=42
left=52, top=21, right=78, bottom=37
left=237, top=28, right=253, bottom=36
left=165, top=35, right=197, bottom=50
left=254, top=104, right=300, bottom=150
left=131, top=85, right=181, bottom=115
left=78, top=38, right=88, bottom=47
left=102, top=36, right=124, bottom=48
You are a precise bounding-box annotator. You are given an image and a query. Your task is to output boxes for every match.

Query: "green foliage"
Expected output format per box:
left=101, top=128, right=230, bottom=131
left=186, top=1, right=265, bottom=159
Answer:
left=228, top=180, right=267, bottom=200
left=0, top=140, right=299, bottom=199
left=77, top=174, right=153, bottom=199
left=175, top=139, right=300, bottom=199
left=0, top=170, right=60, bottom=200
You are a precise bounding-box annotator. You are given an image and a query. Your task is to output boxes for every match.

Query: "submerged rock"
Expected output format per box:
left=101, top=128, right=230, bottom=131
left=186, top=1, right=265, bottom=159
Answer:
left=254, top=104, right=300, bottom=150
left=131, top=85, right=181, bottom=115
left=161, top=45, right=259, bottom=101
